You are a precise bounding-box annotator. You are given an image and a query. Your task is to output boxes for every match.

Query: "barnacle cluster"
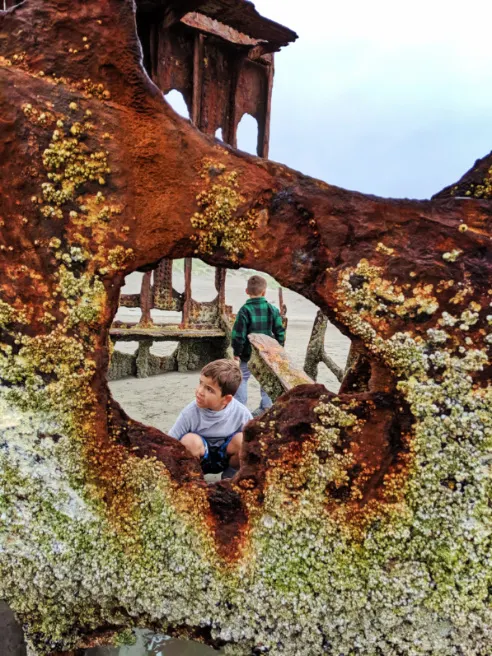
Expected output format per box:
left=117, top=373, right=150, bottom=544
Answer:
left=376, top=241, right=395, bottom=256
left=190, top=159, right=259, bottom=262
left=1, top=51, right=111, bottom=101
left=460, top=165, right=492, bottom=199
left=78, top=78, right=111, bottom=100
left=0, top=327, right=97, bottom=418
left=0, top=299, right=28, bottom=328
left=442, top=249, right=462, bottom=263
left=338, top=259, right=441, bottom=326
left=107, top=245, right=134, bottom=271
left=22, top=103, right=54, bottom=127
left=40, top=122, right=110, bottom=219
left=56, top=267, right=105, bottom=327
left=0, top=52, right=27, bottom=70
left=311, top=400, right=357, bottom=494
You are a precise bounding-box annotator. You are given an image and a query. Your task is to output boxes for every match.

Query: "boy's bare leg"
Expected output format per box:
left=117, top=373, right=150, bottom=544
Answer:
left=180, top=433, right=205, bottom=460
left=226, top=432, right=243, bottom=469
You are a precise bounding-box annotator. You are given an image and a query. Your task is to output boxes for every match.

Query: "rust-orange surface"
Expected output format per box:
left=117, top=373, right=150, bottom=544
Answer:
left=0, top=2, right=491, bottom=655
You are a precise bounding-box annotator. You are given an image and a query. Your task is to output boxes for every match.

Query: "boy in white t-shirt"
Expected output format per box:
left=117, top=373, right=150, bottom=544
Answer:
left=168, top=359, right=252, bottom=478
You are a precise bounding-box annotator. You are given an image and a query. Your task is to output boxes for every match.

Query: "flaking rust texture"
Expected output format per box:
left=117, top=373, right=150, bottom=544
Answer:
left=0, top=1, right=491, bottom=655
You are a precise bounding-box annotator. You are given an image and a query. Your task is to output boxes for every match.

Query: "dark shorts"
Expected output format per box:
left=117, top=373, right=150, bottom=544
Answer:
left=180, top=433, right=235, bottom=474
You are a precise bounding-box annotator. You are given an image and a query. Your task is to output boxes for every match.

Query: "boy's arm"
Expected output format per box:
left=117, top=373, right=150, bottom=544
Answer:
left=168, top=407, right=192, bottom=439
left=272, top=307, right=286, bottom=346
left=231, top=308, right=248, bottom=358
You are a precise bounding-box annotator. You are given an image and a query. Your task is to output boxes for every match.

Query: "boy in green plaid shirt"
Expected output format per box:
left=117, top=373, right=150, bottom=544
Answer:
left=232, top=275, right=285, bottom=412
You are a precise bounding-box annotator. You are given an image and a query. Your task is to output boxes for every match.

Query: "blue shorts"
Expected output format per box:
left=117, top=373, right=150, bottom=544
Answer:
left=180, top=433, right=235, bottom=474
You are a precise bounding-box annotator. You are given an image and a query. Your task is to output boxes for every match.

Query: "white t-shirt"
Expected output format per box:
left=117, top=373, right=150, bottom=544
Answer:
left=168, top=398, right=252, bottom=439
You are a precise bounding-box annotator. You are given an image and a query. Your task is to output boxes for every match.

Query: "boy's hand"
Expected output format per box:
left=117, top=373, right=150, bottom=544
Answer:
left=234, top=356, right=240, bottom=363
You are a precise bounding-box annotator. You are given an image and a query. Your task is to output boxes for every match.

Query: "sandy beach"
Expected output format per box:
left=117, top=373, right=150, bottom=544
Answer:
left=109, top=263, right=351, bottom=435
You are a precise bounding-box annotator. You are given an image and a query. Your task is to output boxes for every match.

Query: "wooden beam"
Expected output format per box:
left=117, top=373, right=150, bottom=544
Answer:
left=248, top=334, right=313, bottom=402
left=182, top=257, right=193, bottom=327
left=191, top=32, right=204, bottom=126
left=138, top=270, right=153, bottom=327
left=258, top=57, right=273, bottom=158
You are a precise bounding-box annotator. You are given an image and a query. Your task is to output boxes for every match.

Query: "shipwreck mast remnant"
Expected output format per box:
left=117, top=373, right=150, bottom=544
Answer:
left=109, top=3, right=295, bottom=379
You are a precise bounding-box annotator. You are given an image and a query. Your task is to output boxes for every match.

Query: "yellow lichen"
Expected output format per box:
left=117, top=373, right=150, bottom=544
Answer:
left=191, top=160, right=259, bottom=262
left=0, top=300, right=29, bottom=328
left=376, top=242, right=395, bottom=256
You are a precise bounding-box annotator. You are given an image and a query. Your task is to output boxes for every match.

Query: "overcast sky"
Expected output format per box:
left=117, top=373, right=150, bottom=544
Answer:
left=236, top=0, right=492, bottom=200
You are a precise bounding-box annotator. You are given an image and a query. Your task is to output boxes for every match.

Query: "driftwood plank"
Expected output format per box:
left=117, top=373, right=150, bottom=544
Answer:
left=247, top=333, right=313, bottom=401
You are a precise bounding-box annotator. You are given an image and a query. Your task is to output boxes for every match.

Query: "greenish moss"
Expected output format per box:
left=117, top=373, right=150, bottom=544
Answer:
left=113, top=629, right=137, bottom=647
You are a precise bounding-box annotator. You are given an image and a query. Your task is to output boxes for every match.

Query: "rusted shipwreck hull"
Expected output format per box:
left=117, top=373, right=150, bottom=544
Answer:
left=0, top=1, right=491, bottom=655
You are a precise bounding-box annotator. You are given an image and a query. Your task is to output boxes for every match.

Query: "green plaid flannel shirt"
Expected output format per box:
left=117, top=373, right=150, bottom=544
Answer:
left=231, top=297, right=285, bottom=362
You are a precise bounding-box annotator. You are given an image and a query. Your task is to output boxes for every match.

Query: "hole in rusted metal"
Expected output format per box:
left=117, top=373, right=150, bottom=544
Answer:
left=236, top=113, right=258, bottom=155
left=164, top=89, right=190, bottom=120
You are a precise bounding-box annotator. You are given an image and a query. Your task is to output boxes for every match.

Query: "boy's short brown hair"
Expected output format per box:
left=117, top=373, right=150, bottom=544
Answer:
left=246, top=274, right=267, bottom=296
left=201, top=359, right=242, bottom=396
